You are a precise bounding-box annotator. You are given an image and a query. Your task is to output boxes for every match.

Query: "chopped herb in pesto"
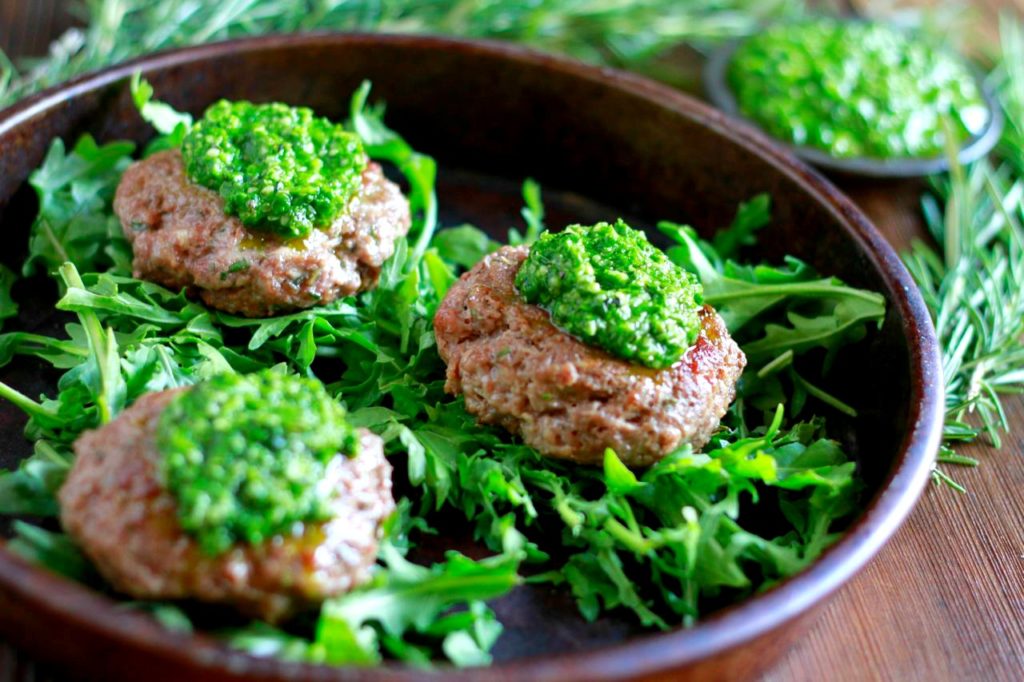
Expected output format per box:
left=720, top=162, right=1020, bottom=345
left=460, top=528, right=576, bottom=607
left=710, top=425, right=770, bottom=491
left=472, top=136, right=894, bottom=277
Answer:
left=728, top=19, right=990, bottom=159
left=182, top=100, right=367, bottom=238
left=515, top=220, right=703, bottom=369
left=220, top=259, right=250, bottom=281
left=156, top=370, right=359, bottom=556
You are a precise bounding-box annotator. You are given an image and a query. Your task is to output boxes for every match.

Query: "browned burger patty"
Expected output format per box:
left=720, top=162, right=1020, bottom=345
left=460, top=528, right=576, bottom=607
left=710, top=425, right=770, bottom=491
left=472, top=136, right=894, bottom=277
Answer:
left=113, top=150, right=411, bottom=317
left=58, top=388, right=394, bottom=623
left=434, top=246, right=746, bottom=467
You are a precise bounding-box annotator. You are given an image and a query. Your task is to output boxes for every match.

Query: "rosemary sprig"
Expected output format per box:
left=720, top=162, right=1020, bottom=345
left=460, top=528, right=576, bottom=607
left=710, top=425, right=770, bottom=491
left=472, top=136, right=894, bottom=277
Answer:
left=0, top=0, right=806, bottom=107
left=902, top=15, right=1024, bottom=486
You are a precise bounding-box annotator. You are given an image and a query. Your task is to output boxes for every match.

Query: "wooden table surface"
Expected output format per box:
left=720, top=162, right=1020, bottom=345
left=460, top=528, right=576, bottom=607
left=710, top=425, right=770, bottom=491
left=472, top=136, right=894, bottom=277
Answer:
left=1, top=2, right=1022, bottom=681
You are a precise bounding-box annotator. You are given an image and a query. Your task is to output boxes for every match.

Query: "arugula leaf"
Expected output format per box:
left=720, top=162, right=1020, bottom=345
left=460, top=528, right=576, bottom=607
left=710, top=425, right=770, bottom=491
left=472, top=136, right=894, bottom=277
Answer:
left=431, top=225, right=500, bottom=269
left=740, top=297, right=885, bottom=364
left=59, top=263, right=127, bottom=424
left=129, top=73, right=192, bottom=152
left=0, top=265, right=18, bottom=328
left=7, top=522, right=99, bottom=584
left=421, top=249, right=457, bottom=300
left=508, top=179, right=545, bottom=245
left=712, top=192, right=771, bottom=259
left=24, top=135, right=135, bottom=277
left=0, top=330, right=84, bottom=371
left=225, top=622, right=328, bottom=663
left=0, top=441, right=70, bottom=516
left=660, top=218, right=886, bottom=370
left=348, top=81, right=437, bottom=267
left=432, top=601, right=504, bottom=667
left=315, top=543, right=521, bottom=666
left=603, top=447, right=641, bottom=494
left=119, top=602, right=194, bottom=634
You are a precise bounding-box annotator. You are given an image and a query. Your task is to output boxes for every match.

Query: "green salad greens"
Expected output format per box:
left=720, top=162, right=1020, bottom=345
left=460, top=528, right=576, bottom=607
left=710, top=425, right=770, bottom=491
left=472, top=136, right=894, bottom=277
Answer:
left=0, top=81, right=884, bottom=667
left=515, top=220, right=704, bottom=368
left=729, top=19, right=989, bottom=159
left=182, top=100, right=368, bottom=237
left=158, top=370, right=360, bottom=556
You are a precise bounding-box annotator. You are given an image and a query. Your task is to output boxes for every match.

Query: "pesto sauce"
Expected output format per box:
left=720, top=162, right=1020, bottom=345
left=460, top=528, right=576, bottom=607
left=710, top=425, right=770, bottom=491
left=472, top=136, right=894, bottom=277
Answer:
left=182, top=100, right=367, bottom=238
left=515, top=220, right=703, bottom=369
left=728, top=19, right=989, bottom=159
left=157, top=370, right=359, bottom=556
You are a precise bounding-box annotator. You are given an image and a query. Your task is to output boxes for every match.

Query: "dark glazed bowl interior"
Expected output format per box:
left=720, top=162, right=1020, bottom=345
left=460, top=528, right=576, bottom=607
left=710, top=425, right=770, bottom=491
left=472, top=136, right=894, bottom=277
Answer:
left=0, top=34, right=942, bottom=682
left=703, top=37, right=1004, bottom=179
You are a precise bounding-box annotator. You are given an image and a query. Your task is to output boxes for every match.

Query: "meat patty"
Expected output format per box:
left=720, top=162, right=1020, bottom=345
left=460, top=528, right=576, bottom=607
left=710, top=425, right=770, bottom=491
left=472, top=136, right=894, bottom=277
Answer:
left=113, top=150, right=411, bottom=317
left=58, top=388, right=394, bottom=623
left=434, top=246, right=746, bottom=467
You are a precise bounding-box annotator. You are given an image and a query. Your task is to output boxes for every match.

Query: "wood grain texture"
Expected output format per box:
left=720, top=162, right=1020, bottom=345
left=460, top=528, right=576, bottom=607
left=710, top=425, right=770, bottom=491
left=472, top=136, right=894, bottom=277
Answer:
left=0, top=1, right=1022, bottom=681
left=763, top=183, right=1024, bottom=681
left=0, top=0, right=77, bottom=59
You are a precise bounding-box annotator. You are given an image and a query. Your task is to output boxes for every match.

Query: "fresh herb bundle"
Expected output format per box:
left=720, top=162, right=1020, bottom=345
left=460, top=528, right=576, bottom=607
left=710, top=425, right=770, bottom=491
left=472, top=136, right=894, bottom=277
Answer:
left=0, top=82, right=882, bottom=665
left=901, top=17, right=1024, bottom=488
left=0, top=0, right=808, bottom=107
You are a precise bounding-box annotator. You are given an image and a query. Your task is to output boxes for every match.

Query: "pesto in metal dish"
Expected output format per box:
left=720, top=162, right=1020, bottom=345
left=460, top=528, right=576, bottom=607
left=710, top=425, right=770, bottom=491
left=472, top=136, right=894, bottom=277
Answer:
left=181, top=100, right=367, bottom=238
left=728, top=19, right=989, bottom=159
left=156, top=370, right=359, bottom=556
left=515, top=220, right=704, bottom=369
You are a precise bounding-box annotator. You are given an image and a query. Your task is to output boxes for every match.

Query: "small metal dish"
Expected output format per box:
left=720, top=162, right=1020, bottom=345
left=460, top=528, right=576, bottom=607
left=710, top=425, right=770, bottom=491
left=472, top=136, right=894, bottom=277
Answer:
left=704, top=38, right=1005, bottom=178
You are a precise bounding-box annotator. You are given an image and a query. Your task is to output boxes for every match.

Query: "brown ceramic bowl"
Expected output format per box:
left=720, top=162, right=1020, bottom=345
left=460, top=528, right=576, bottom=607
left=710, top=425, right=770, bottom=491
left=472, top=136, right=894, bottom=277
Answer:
left=0, top=34, right=942, bottom=681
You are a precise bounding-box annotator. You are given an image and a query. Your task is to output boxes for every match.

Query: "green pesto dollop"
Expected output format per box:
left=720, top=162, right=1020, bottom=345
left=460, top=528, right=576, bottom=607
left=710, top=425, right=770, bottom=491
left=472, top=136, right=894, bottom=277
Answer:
left=515, top=220, right=704, bottom=369
left=156, top=370, right=359, bottom=556
left=181, top=100, right=367, bottom=238
left=728, top=19, right=989, bottom=159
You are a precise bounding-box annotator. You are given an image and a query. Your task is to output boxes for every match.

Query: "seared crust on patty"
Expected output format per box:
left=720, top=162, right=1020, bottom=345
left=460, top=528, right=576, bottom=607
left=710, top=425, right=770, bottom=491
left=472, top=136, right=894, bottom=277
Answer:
left=433, top=245, right=746, bottom=467
left=58, top=388, right=394, bottom=623
left=113, top=150, right=411, bottom=317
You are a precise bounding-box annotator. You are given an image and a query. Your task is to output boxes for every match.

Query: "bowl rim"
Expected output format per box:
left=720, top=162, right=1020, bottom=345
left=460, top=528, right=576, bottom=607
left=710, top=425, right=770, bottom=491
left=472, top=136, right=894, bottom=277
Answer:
left=0, top=32, right=943, bottom=681
left=703, top=34, right=1004, bottom=179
